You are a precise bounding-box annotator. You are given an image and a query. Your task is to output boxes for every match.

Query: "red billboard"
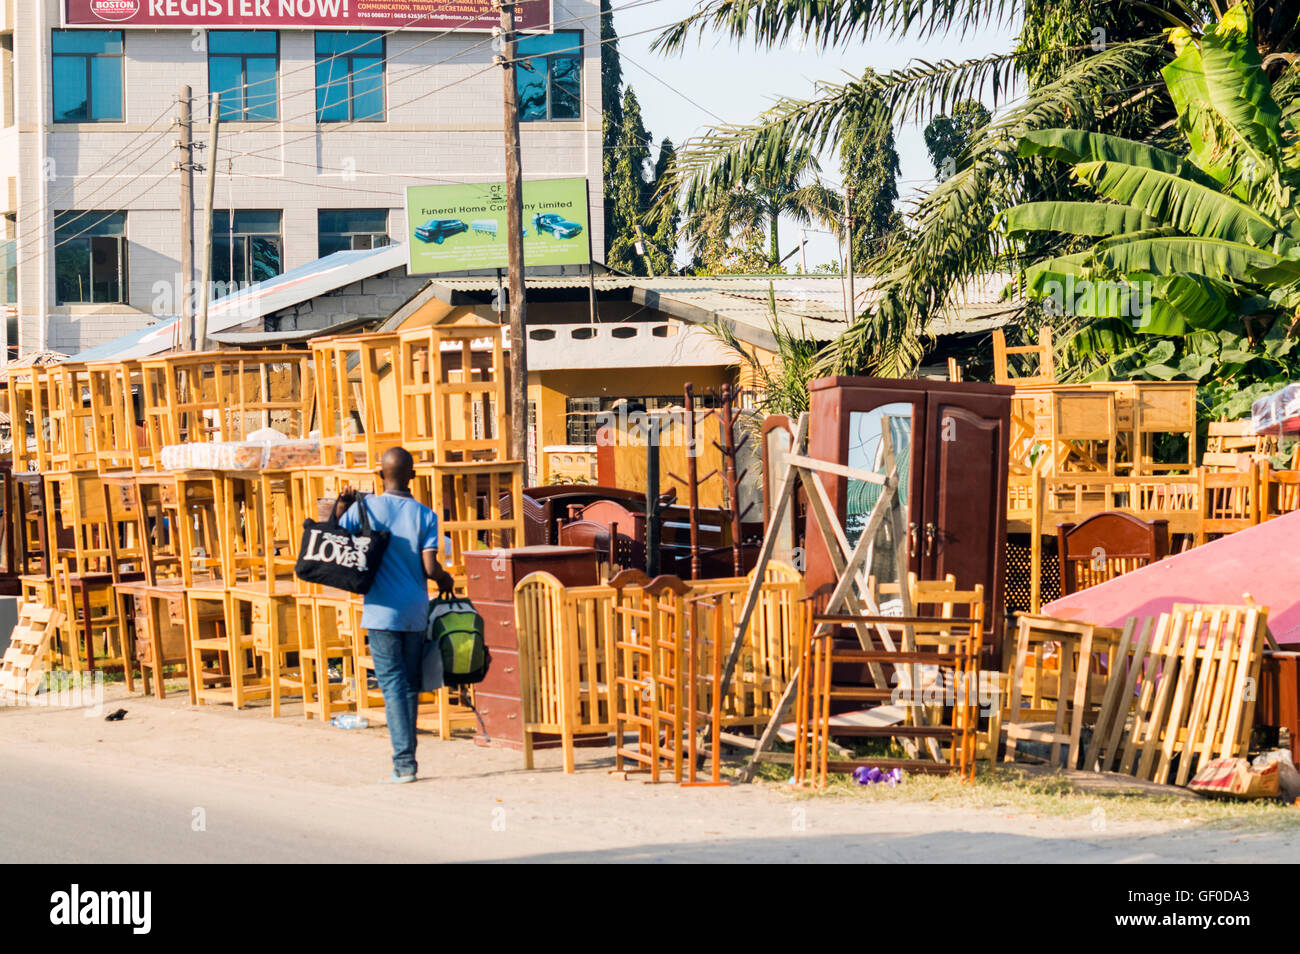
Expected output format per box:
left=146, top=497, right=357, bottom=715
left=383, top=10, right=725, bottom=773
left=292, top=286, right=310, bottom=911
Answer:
left=63, top=0, right=553, bottom=32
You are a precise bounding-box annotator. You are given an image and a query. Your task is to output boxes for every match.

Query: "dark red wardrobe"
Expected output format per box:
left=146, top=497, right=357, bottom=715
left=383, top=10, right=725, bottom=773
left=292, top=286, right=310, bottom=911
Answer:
left=803, top=376, right=1012, bottom=650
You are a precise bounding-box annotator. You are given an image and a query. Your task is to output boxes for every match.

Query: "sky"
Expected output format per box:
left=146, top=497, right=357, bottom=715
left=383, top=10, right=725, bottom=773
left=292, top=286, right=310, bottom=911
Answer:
left=610, top=0, right=1023, bottom=269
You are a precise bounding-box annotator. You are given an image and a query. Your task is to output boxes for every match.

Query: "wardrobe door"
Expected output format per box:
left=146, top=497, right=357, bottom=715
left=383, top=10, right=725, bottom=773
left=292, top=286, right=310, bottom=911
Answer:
left=805, top=379, right=927, bottom=595
left=919, top=389, right=1011, bottom=646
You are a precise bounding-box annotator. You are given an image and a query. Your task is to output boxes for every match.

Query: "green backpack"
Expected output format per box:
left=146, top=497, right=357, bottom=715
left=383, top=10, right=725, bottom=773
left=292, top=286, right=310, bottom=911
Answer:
left=426, top=597, right=491, bottom=687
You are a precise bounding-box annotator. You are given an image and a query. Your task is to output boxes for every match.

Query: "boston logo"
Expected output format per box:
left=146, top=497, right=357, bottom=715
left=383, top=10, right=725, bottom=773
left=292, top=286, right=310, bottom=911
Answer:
left=88, top=0, right=141, bottom=22
left=50, top=884, right=151, bottom=934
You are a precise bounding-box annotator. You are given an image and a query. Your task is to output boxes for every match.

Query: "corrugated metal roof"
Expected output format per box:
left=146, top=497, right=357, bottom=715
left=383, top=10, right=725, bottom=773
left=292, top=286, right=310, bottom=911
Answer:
left=422, top=273, right=1018, bottom=346
left=69, top=244, right=408, bottom=362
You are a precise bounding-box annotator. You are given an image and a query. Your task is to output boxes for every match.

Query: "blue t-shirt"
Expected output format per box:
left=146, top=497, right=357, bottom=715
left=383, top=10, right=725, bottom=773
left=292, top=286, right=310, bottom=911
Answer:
left=339, top=492, right=439, bottom=632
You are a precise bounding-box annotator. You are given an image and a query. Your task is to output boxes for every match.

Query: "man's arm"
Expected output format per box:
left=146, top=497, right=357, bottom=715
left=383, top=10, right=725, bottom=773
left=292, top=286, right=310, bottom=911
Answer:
left=423, top=550, right=455, bottom=597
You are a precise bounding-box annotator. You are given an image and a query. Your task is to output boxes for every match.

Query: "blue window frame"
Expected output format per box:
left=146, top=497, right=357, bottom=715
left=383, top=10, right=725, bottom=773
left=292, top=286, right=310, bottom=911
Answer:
left=52, top=30, right=123, bottom=123
left=208, top=31, right=278, bottom=121
left=315, top=32, right=385, bottom=122
left=516, top=31, right=581, bottom=122
left=54, top=211, right=128, bottom=304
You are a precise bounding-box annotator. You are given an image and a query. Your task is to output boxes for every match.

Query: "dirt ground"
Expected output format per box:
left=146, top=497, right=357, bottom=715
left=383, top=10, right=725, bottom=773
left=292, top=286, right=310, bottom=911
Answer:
left=2, top=683, right=1297, bottom=863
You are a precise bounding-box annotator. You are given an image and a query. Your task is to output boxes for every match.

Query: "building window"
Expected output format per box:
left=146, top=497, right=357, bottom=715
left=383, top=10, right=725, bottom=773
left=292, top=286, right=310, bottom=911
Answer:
left=52, top=30, right=123, bottom=123
left=318, top=209, right=390, bottom=257
left=315, top=32, right=384, bottom=122
left=54, top=211, right=128, bottom=304
left=208, top=31, right=278, bottom=121
left=564, top=395, right=706, bottom=445
left=517, top=30, right=581, bottom=121
left=211, top=210, right=283, bottom=292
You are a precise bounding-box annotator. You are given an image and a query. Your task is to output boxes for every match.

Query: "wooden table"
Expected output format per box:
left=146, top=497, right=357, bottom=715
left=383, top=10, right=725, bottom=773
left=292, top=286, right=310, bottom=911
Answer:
left=117, top=579, right=189, bottom=698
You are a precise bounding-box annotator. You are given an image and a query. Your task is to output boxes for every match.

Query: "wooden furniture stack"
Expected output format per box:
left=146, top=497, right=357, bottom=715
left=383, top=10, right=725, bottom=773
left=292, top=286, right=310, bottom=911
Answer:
left=803, top=376, right=1012, bottom=651
left=40, top=362, right=146, bottom=679
left=399, top=324, right=524, bottom=579
left=139, top=351, right=314, bottom=448
left=134, top=352, right=314, bottom=711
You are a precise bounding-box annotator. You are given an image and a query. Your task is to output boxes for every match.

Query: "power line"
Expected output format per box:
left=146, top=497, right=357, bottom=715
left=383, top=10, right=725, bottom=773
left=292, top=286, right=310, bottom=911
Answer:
left=15, top=0, right=643, bottom=261
left=218, top=4, right=676, bottom=170
left=9, top=151, right=179, bottom=275
left=15, top=4, right=679, bottom=284
left=8, top=100, right=178, bottom=223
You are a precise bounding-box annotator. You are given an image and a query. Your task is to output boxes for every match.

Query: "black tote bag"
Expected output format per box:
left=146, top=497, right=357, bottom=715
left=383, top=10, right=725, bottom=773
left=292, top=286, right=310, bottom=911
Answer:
left=294, top=494, right=391, bottom=594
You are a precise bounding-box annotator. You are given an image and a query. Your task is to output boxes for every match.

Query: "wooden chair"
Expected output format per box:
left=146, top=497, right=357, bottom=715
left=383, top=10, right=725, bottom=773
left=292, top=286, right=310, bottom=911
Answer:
left=1056, top=511, right=1169, bottom=595
left=992, top=328, right=1055, bottom=386
left=1260, top=462, right=1300, bottom=520
left=398, top=323, right=509, bottom=465
left=1202, top=418, right=1276, bottom=472
left=1001, top=613, right=1126, bottom=769
left=312, top=333, right=403, bottom=469
left=296, top=595, right=357, bottom=722
left=1198, top=463, right=1260, bottom=543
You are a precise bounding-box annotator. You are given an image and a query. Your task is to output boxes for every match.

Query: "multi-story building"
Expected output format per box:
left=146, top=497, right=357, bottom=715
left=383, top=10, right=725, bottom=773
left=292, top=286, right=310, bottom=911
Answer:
left=0, top=0, right=603, bottom=357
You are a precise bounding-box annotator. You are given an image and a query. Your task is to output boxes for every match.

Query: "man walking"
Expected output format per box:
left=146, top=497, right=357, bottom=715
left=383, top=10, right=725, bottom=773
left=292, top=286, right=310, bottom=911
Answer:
left=337, top=446, right=454, bottom=783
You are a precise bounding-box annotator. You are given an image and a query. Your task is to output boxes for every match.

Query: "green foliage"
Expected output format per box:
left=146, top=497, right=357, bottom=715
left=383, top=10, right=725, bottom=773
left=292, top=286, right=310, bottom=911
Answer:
left=606, top=91, right=682, bottom=275
left=601, top=0, right=623, bottom=261
left=842, top=69, right=903, bottom=265
left=680, top=148, right=841, bottom=273
left=1004, top=3, right=1300, bottom=424
left=923, top=98, right=991, bottom=177
left=655, top=0, right=1300, bottom=379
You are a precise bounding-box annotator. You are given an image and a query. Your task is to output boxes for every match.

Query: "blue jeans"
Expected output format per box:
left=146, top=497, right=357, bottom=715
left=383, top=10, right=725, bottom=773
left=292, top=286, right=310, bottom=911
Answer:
left=368, top=629, right=423, bottom=777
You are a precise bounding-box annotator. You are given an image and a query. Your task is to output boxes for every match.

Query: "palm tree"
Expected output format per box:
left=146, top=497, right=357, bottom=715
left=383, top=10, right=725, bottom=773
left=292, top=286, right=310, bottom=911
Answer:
left=683, top=148, right=840, bottom=272
left=654, top=0, right=1300, bottom=373
left=999, top=3, right=1300, bottom=418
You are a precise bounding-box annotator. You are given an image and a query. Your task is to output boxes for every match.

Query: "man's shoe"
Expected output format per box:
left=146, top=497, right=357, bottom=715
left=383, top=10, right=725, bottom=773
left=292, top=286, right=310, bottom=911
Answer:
left=379, top=772, right=417, bottom=784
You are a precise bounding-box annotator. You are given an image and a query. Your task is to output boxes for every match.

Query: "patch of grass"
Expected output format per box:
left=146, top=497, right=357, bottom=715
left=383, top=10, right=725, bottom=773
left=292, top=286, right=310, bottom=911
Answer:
left=750, top=761, right=1300, bottom=829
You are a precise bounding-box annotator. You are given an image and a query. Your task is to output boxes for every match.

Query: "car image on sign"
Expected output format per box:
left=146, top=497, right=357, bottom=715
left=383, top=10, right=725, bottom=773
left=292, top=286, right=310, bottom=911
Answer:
left=532, top=213, right=583, bottom=239
left=414, top=219, right=469, bottom=244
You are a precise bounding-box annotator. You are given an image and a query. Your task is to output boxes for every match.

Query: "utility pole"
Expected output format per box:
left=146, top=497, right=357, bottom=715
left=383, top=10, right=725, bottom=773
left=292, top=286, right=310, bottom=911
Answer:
left=175, top=85, right=195, bottom=352
left=845, top=184, right=857, bottom=322
left=195, top=93, right=221, bottom=352
left=634, top=224, right=656, bottom=277
left=497, top=2, right=529, bottom=468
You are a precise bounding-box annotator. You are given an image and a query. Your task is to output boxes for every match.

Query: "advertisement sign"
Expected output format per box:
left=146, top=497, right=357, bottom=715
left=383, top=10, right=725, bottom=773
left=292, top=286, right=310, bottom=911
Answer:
left=63, top=0, right=552, bottom=32
left=404, top=178, right=590, bottom=275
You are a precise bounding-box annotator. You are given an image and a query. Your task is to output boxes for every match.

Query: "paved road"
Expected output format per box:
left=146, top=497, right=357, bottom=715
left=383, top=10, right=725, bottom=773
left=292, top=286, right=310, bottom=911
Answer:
left=1, top=689, right=1295, bottom=863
